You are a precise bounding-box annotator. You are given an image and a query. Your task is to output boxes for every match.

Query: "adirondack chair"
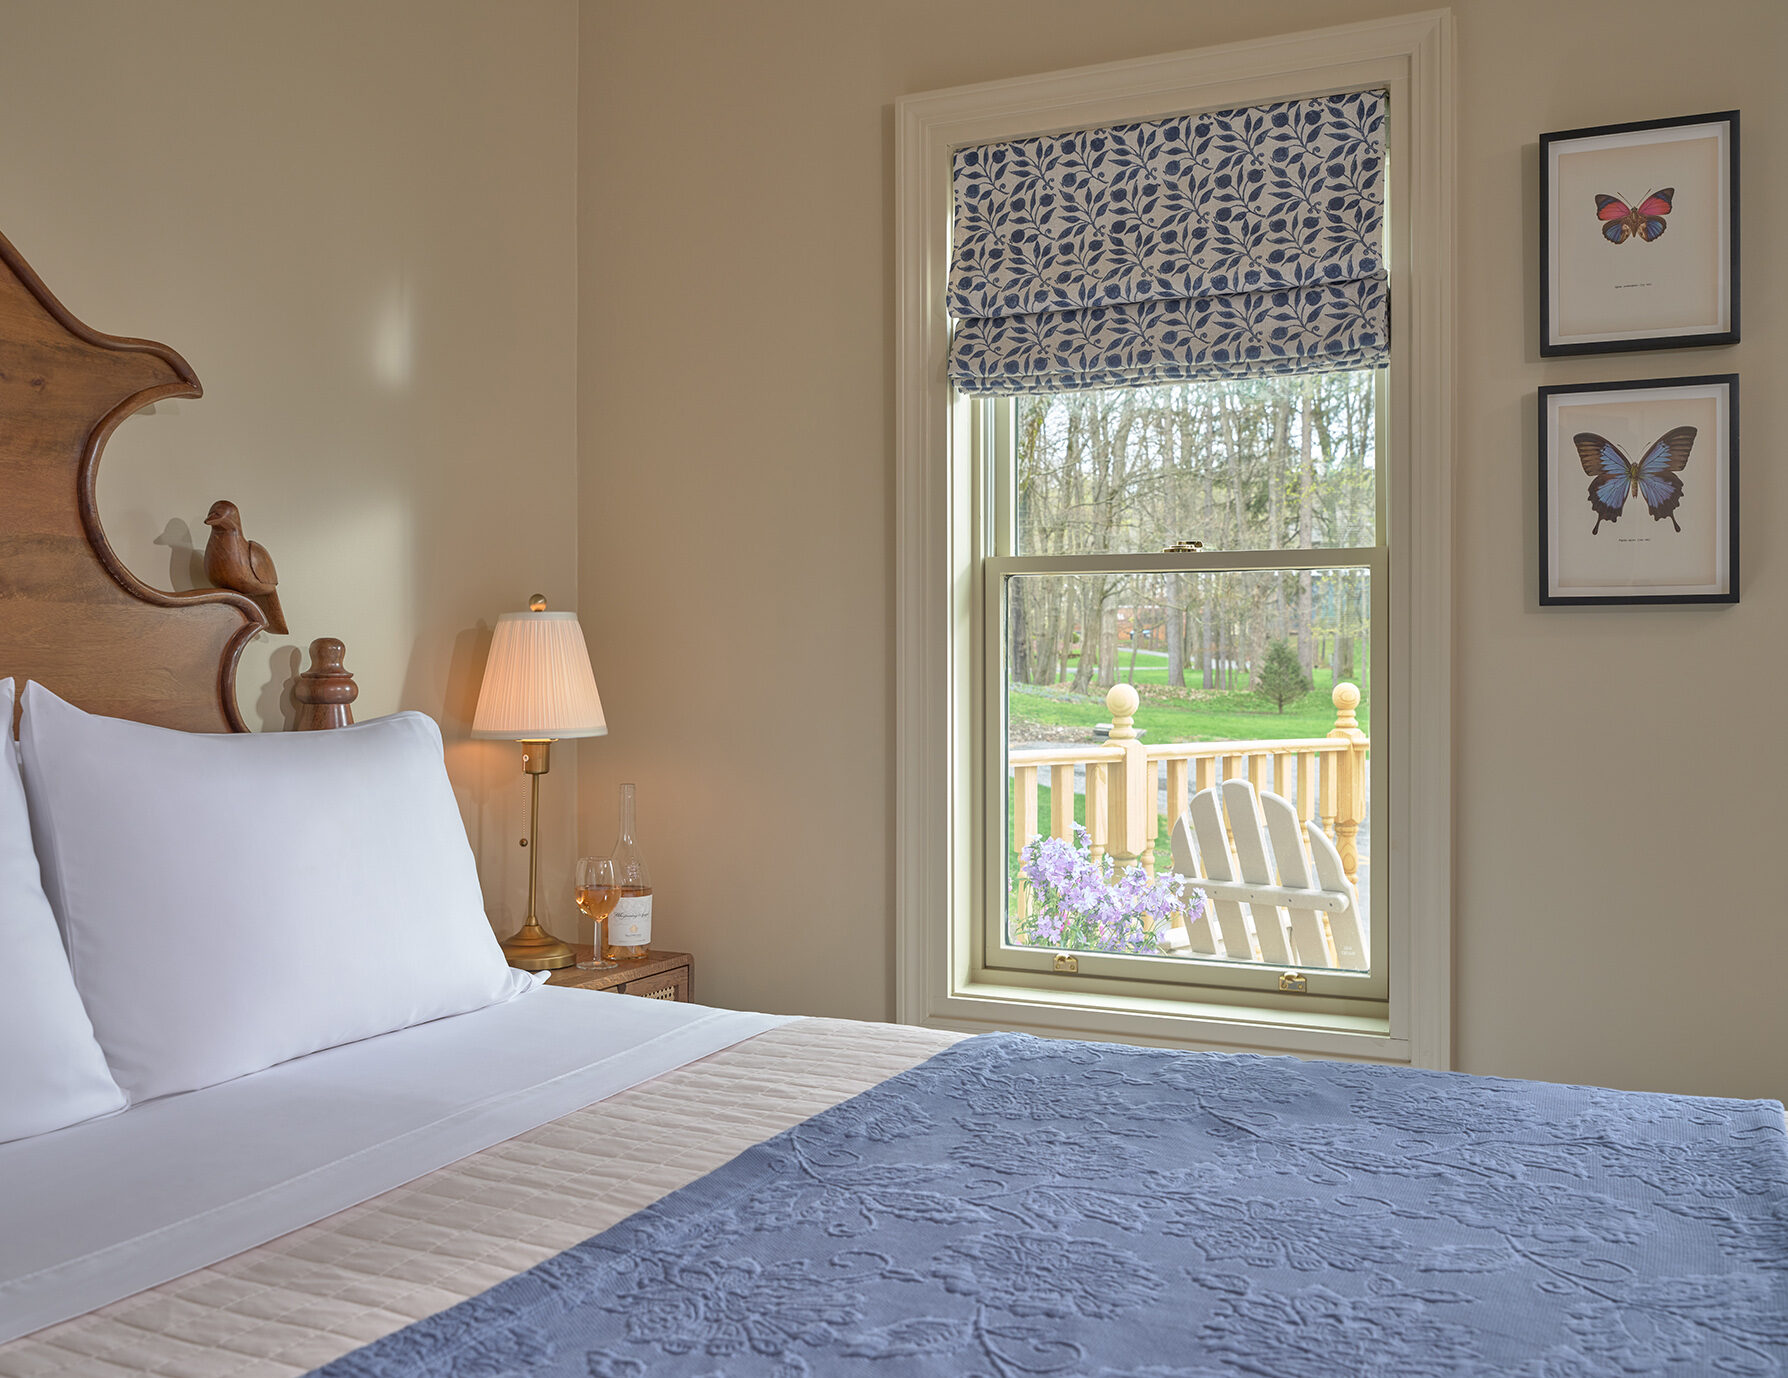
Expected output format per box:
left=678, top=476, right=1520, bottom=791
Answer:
left=1166, top=778, right=1367, bottom=969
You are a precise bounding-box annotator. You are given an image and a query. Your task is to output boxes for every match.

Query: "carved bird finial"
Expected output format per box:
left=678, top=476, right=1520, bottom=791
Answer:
left=203, top=499, right=287, bottom=633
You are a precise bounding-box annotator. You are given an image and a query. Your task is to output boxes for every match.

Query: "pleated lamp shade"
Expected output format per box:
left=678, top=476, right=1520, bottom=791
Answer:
left=471, top=602, right=607, bottom=740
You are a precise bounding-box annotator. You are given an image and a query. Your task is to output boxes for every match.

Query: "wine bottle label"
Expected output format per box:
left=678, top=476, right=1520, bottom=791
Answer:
left=610, top=894, right=652, bottom=946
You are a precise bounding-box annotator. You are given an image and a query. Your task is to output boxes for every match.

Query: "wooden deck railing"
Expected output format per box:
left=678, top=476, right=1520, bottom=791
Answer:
left=1010, top=683, right=1368, bottom=918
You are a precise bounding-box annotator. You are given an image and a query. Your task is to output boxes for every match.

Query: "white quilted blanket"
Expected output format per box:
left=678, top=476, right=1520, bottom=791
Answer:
left=0, top=1018, right=961, bottom=1378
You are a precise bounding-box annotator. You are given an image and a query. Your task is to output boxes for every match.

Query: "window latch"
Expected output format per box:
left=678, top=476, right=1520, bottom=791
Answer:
left=1278, top=970, right=1309, bottom=994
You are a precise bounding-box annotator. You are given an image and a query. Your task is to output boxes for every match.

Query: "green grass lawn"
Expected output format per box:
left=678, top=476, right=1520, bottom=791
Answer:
left=1012, top=651, right=1368, bottom=745
left=1004, top=645, right=1369, bottom=927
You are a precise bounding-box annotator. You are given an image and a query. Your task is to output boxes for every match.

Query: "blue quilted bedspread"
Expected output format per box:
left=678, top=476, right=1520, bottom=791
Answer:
left=313, top=1033, right=1788, bottom=1378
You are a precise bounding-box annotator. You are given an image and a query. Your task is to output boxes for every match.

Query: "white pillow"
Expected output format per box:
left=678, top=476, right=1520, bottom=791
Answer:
left=0, top=679, right=128, bottom=1141
left=20, top=682, right=533, bottom=1101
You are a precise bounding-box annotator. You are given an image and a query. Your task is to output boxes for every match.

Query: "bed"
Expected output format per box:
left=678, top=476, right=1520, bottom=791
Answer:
left=0, top=229, right=1783, bottom=1378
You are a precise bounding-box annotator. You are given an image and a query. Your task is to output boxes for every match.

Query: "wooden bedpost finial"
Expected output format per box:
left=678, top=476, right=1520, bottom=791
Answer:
left=293, top=637, right=357, bottom=731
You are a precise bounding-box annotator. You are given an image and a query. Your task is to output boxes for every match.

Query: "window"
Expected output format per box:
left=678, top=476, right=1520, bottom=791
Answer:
left=986, top=370, right=1383, bottom=1016
left=896, top=14, right=1453, bottom=1065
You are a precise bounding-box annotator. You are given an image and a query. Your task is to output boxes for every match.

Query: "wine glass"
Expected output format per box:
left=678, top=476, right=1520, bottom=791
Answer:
left=574, top=856, right=621, bottom=971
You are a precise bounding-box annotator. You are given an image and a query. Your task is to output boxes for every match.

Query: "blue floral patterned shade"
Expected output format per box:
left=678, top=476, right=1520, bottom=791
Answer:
left=948, top=90, right=1389, bottom=394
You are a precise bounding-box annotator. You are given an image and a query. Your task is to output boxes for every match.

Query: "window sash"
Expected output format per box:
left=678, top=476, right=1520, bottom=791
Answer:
left=976, top=395, right=1389, bottom=1011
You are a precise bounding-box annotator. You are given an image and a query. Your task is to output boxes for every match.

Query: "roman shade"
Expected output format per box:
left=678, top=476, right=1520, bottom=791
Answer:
left=948, top=89, right=1389, bottom=394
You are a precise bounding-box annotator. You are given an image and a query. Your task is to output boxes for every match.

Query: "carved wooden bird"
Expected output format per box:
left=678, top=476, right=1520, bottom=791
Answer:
left=203, top=500, right=288, bottom=633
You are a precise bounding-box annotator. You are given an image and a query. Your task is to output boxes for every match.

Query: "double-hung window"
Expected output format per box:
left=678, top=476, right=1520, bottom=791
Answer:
left=896, top=15, right=1453, bottom=1064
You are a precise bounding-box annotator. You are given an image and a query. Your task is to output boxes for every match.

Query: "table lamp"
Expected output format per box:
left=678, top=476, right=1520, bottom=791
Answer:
left=471, top=595, right=607, bottom=970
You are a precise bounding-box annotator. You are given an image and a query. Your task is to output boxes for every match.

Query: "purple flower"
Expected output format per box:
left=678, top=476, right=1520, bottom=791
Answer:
left=1016, top=830, right=1202, bottom=957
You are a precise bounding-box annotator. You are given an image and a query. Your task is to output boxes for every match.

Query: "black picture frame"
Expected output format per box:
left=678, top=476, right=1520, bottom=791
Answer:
left=1538, top=374, right=1738, bottom=606
left=1540, top=111, right=1739, bottom=357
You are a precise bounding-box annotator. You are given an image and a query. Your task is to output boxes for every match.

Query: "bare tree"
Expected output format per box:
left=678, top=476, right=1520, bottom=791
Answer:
left=1011, top=369, right=1377, bottom=715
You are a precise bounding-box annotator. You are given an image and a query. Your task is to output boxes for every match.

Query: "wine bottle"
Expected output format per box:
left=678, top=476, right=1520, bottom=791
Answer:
left=603, top=782, right=653, bottom=961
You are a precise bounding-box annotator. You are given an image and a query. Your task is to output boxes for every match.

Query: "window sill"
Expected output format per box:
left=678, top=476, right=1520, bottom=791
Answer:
left=922, top=979, right=1408, bottom=1063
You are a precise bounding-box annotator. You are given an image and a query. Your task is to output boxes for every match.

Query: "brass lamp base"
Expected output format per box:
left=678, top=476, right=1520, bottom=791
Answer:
left=497, top=735, right=574, bottom=970
left=502, top=918, right=576, bottom=971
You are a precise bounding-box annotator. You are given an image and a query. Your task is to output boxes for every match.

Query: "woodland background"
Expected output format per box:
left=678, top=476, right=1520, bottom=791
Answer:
left=1009, top=369, right=1378, bottom=713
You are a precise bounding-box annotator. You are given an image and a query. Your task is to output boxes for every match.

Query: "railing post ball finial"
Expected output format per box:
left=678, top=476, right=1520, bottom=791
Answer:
left=1105, top=682, right=1140, bottom=738
left=1331, top=681, right=1361, bottom=732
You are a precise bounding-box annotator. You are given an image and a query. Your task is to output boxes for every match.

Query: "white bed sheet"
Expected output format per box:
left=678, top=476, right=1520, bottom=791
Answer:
left=0, top=984, right=787, bottom=1344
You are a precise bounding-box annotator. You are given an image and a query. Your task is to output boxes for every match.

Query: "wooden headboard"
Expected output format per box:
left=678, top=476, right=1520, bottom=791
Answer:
left=0, top=229, right=267, bottom=732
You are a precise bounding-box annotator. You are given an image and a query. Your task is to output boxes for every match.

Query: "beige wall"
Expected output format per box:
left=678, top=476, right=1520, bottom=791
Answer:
left=1, top=0, right=586, bottom=940
left=7, top=0, right=1773, bottom=1096
left=578, top=0, right=1788, bottom=1098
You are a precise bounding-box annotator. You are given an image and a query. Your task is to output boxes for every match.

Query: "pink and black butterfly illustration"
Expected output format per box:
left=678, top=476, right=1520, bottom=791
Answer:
left=1574, top=427, right=1696, bottom=534
left=1594, top=188, right=1675, bottom=244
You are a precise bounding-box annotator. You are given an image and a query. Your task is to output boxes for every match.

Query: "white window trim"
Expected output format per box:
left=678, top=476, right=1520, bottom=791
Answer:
left=894, top=10, right=1454, bottom=1067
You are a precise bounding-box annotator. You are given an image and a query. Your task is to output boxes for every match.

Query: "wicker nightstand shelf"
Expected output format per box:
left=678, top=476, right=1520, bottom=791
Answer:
left=544, top=949, right=693, bottom=1002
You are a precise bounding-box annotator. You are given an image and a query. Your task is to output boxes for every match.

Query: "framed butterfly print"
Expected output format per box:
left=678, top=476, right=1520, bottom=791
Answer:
left=1540, top=375, right=1738, bottom=606
left=1541, top=111, right=1739, bottom=356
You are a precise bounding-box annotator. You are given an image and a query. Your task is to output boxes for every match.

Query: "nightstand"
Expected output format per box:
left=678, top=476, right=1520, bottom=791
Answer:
left=544, top=949, right=694, bottom=1002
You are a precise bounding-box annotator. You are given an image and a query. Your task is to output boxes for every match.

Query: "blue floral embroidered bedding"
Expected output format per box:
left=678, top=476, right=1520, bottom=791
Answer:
left=310, top=1032, right=1788, bottom=1378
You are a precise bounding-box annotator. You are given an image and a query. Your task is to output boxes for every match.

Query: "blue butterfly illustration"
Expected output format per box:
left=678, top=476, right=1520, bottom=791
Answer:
left=1573, top=426, right=1697, bottom=534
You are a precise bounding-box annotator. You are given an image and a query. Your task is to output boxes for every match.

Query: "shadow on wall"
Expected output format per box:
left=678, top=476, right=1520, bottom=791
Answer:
left=442, top=623, right=494, bottom=734
left=153, top=517, right=205, bottom=591
left=439, top=623, right=513, bottom=863
left=255, top=644, right=302, bottom=731
left=421, top=622, right=528, bottom=938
